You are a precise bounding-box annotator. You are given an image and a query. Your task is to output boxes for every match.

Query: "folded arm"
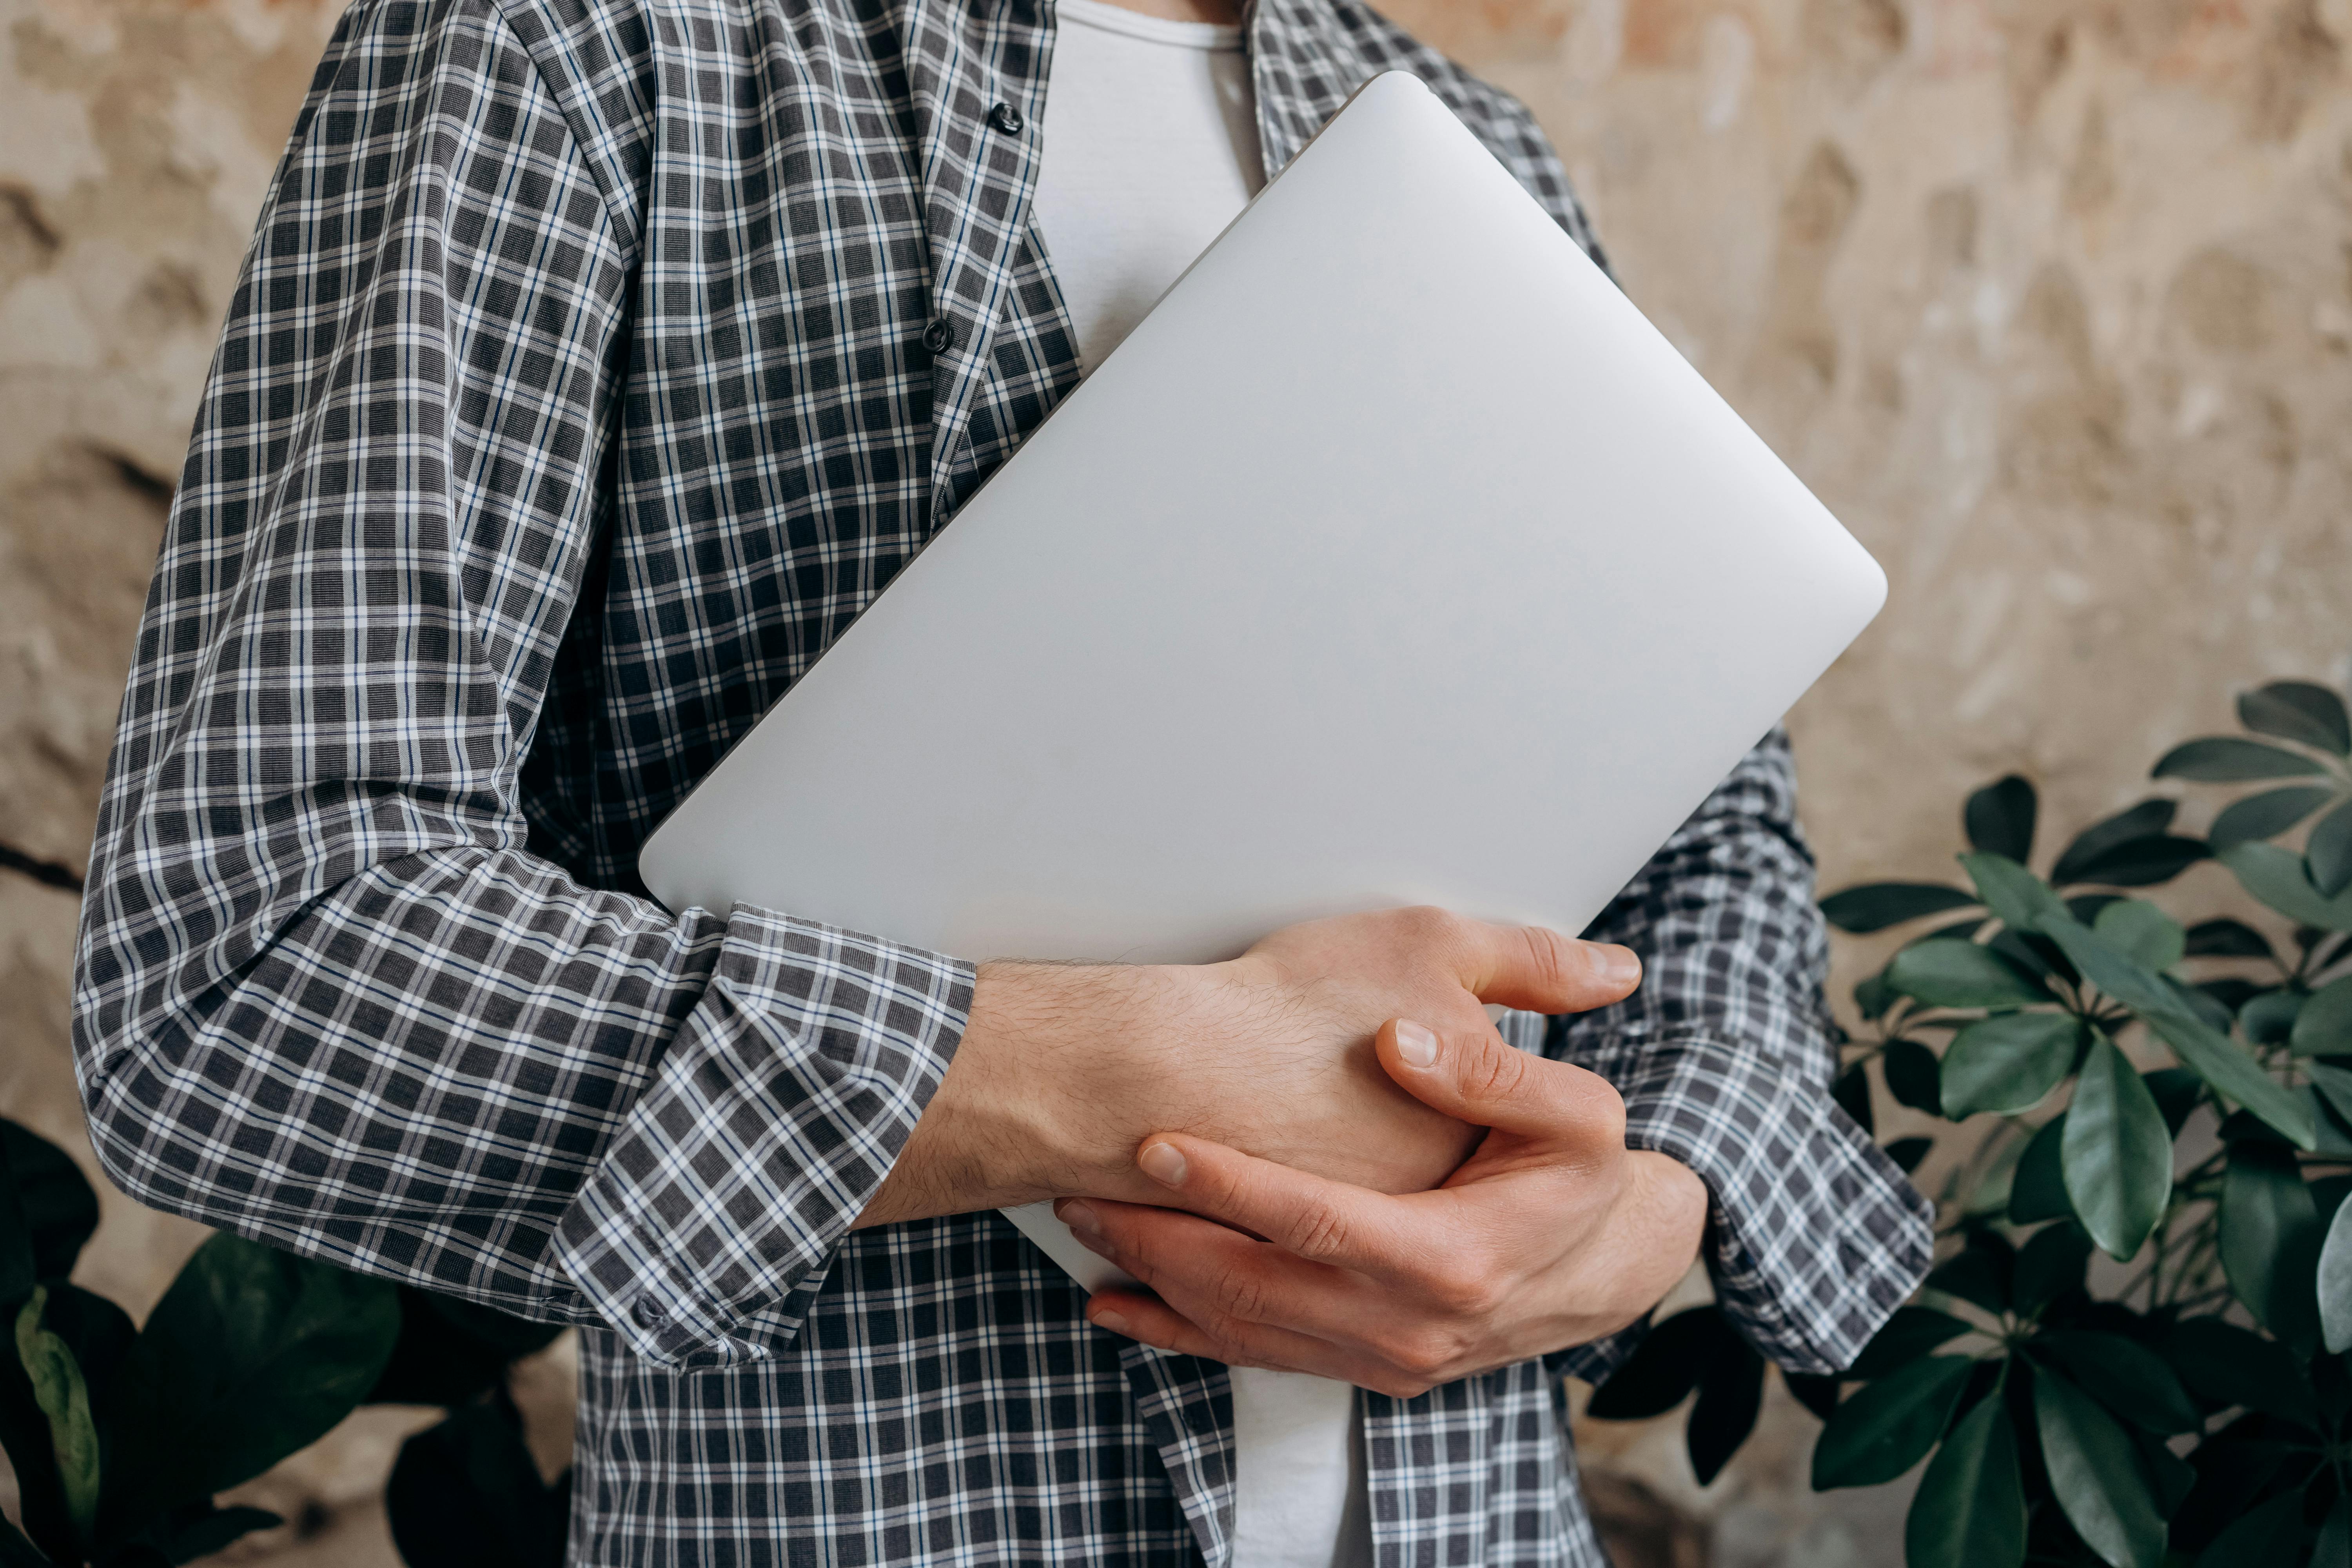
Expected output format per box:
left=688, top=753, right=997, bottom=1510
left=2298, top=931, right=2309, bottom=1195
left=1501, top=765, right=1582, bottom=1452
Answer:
left=1543, top=728, right=1934, bottom=1380
left=69, top=0, right=969, bottom=1369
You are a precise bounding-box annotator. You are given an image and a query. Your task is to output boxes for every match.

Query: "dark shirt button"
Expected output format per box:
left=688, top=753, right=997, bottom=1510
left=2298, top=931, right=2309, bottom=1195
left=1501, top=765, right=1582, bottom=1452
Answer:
left=922, top=316, right=956, bottom=354
left=988, top=101, right=1025, bottom=134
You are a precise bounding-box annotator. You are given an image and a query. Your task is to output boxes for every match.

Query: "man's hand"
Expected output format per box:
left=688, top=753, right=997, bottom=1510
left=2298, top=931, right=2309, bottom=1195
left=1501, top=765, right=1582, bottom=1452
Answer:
left=1047, top=1017, right=1710, bottom=1397
left=856, top=908, right=1643, bottom=1227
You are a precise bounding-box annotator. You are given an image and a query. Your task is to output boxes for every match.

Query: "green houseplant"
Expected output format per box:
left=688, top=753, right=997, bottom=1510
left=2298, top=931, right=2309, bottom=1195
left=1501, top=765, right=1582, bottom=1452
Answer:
left=1586, top=678, right=2352, bottom=1568
left=0, top=1115, right=570, bottom=1566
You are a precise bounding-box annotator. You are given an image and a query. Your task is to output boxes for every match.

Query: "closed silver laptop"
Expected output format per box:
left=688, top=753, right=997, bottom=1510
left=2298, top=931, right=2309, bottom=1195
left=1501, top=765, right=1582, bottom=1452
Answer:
left=640, top=71, right=1884, bottom=976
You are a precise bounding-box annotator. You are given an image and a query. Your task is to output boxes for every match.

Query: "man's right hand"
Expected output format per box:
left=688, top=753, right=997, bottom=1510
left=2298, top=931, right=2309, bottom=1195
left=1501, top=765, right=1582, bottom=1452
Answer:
left=855, top=907, right=1641, bottom=1227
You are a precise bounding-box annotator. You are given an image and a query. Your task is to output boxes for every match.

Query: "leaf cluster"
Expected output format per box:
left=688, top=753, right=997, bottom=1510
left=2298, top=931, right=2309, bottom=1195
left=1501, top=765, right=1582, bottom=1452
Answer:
left=1586, top=679, right=2352, bottom=1568
left=0, top=1118, right=568, bottom=1567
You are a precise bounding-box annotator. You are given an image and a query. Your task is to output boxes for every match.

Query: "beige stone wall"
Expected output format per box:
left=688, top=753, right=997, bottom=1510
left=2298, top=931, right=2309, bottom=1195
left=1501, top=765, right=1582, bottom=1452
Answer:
left=1, top=0, right=2346, bottom=1562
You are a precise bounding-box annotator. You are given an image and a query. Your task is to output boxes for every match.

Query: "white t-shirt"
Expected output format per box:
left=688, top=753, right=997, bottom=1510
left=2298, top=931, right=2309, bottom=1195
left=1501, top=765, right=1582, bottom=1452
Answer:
left=1029, top=6, right=1372, bottom=1565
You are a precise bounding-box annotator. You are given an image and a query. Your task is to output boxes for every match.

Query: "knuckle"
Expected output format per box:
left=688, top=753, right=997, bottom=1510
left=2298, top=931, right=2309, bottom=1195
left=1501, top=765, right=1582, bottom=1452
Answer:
left=1573, top=1074, right=1629, bottom=1143
left=1461, top=1039, right=1532, bottom=1104
left=1426, top=1259, right=1502, bottom=1319
left=1520, top=926, right=1571, bottom=994
left=1381, top=1327, right=1463, bottom=1383
left=1287, top=1198, right=1354, bottom=1262
left=1393, top=905, right=1458, bottom=949
left=1208, top=1263, right=1272, bottom=1325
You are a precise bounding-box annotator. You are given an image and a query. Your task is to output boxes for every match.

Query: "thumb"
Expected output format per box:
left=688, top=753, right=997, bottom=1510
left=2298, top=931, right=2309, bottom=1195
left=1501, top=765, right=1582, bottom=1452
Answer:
left=1376, top=1018, right=1627, bottom=1146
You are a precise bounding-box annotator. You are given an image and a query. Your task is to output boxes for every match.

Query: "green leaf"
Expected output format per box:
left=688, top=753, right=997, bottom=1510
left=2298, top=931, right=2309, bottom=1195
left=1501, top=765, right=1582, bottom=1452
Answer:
left=2052, top=801, right=2179, bottom=886
left=2063, top=837, right=2212, bottom=888
left=15, top=1289, right=97, bottom=1555
left=1886, top=940, right=2052, bottom=1010
left=1784, top=1372, right=1841, bottom=1421
left=1965, top=776, right=2038, bottom=864
left=2031, top=1362, right=2165, bottom=1568
left=2153, top=737, right=2330, bottom=781
left=2222, top=841, right=2352, bottom=932
left=2240, top=680, right=2352, bottom=755
left=1687, top=1339, right=1765, bottom=1486
left=2295, top=976, right=2352, bottom=1056
left=163, top=1505, right=285, bottom=1564
left=1925, top=1234, right=2013, bottom=1316
left=1585, top=1306, right=1732, bottom=1419
left=2210, top=785, right=2338, bottom=849
left=0, top=1121, right=100, bottom=1290
left=2192, top=1487, right=2307, bottom=1568
left=2033, top=915, right=2314, bottom=1147
left=2092, top=899, right=2185, bottom=971
left=385, top=1393, right=569, bottom=1568
left=1832, top=1061, right=1874, bottom=1138
left=2239, top=988, right=2303, bottom=1045
left=1820, top=882, right=1980, bottom=934
left=0, top=1517, right=51, bottom=1568
left=2062, top=1040, right=2172, bottom=1261
left=2010, top=1116, right=2075, bottom=1225
left=2316, top=1495, right=2352, bottom=1568
left=100, top=1234, right=401, bottom=1546
left=2221, top=1142, right=2323, bottom=1348
left=2310, top=1060, right=2352, bottom=1129
left=2129, top=1425, right=2195, bottom=1520
left=1887, top=1136, right=1933, bottom=1173
left=2182, top=917, right=2275, bottom=958
left=2029, top=1331, right=2199, bottom=1434
left=2144, top=1067, right=2205, bottom=1136
left=2311, top=797, right=2352, bottom=898
left=2309, top=1083, right=2352, bottom=1156
left=2012, top=1223, right=2092, bottom=1318
left=1941, top=1013, right=2082, bottom=1118
left=1848, top=1306, right=1976, bottom=1378
left=1883, top=1040, right=1943, bottom=1114
left=1902, top=1387, right=2025, bottom=1568
left=2322, top=1192, right=2352, bottom=1355
left=368, top=1289, right=566, bottom=1408
left=1960, top=852, right=2073, bottom=935
left=1811, top=1354, right=1975, bottom=1489
left=2159, top=1318, right=2316, bottom=1426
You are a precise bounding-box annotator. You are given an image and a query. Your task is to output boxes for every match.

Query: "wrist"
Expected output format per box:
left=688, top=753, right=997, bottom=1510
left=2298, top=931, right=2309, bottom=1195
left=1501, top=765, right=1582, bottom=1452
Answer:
left=860, top=958, right=1223, bottom=1225
left=1626, top=1149, right=1710, bottom=1279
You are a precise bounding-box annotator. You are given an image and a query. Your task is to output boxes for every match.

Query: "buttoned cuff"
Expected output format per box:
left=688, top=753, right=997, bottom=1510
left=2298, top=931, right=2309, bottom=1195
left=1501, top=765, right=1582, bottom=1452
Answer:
left=552, top=911, right=972, bottom=1367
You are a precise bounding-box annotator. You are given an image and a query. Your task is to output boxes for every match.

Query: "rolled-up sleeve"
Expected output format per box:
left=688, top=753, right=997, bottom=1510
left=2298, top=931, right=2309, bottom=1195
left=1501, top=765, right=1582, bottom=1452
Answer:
left=1535, top=729, right=1933, bottom=1381
left=68, top=0, right=964, bottom=1367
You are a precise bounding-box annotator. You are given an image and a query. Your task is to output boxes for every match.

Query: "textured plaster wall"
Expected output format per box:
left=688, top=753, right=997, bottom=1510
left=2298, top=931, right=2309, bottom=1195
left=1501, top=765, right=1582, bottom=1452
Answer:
left=0, top=0, right=2346, bottom=1563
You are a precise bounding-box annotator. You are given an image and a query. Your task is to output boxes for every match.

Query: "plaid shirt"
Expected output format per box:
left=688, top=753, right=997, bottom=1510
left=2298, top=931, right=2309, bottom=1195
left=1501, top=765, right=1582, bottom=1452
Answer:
left=71, top=0, right=1931, bottom=1560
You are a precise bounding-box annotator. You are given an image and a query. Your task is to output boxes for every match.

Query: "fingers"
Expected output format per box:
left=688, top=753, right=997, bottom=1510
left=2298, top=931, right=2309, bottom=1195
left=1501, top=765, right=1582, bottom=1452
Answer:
left=1095, top=1133, right=1417, bottom=1276
left=1378, top=1019, right=1628, bottom=1145
left=1446, top=916, right=1641, bottom=1015
left=1063, top=1200, right=1375, bottom=1353
left=1082, top=1287, right=1441, bottom=1397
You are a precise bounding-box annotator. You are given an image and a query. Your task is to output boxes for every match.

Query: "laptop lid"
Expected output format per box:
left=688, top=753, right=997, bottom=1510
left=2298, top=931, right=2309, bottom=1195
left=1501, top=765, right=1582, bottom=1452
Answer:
left=637, top=71, right=1884, bottom=967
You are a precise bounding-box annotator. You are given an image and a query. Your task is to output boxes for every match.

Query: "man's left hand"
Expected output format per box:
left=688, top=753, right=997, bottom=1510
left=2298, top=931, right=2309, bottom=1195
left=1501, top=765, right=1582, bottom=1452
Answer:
left=1053, top=1017, right=1710, bottom=1398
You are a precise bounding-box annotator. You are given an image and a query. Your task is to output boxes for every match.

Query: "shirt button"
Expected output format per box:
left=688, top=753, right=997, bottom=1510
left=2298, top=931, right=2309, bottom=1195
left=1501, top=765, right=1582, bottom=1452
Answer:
left=922, top=316, right=956, bottom=354
left=988, top=101, right=1025, bottom=134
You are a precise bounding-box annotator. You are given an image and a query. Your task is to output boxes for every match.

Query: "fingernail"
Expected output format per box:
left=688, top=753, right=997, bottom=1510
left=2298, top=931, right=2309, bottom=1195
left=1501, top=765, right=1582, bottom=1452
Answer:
left=1138, top=1142, right=1187, bottom=1187
left=1395, top=1020, right=1438, bottom=1067
left=1060, top=1200, right=1101, bottom=1236
left=1093, top=1308, right=1131, bottom=1334
left=1593, top=944, right=1641, bottom=989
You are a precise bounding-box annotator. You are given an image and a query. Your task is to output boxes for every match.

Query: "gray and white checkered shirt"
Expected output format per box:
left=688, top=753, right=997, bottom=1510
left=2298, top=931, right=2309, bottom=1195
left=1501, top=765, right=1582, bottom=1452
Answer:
left=70, top=0, right=1932, bottom=1560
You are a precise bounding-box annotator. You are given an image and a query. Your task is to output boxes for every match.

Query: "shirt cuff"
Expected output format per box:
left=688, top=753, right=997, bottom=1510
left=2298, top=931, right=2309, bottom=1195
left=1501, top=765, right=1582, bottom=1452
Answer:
left=552, top=910, right=973, bottom=1367
left=1553, top=1034, right=1933, bottom=1379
